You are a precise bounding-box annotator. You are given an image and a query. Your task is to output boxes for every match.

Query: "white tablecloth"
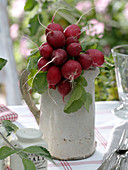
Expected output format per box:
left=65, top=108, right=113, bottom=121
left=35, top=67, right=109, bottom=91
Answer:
left=8, top=101, right=126, bottom=170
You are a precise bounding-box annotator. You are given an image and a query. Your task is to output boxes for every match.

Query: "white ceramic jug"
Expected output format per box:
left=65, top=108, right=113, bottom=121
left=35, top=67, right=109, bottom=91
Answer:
left=20, top=68, right=99, bottom=160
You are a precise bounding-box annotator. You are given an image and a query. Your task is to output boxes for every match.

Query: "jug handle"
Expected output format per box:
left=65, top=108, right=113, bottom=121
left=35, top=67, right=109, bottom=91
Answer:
left=20, top=69, right=40, bottom=124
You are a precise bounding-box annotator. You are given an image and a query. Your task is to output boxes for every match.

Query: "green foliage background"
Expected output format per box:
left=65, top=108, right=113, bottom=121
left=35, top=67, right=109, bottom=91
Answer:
left=7, top=0, right=128, bottom=102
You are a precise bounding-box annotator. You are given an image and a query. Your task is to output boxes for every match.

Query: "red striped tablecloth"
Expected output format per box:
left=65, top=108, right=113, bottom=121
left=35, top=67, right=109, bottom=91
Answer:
left=8, top=101, right=125, bottom=170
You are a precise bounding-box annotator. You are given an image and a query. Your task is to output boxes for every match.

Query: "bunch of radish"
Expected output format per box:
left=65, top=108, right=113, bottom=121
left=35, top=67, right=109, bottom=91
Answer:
left=37, top=22, right=104, bottom=101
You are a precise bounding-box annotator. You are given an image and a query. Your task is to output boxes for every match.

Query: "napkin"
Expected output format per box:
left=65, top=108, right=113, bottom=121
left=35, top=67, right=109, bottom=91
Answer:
left=100, top=121, right=128, bottom=170
left=0, top=104, right=18, bottom=122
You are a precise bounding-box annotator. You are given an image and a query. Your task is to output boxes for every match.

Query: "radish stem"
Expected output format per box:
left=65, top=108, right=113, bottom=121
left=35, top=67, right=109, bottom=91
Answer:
left=80, top=37, right=87, bottom=44
left=51, top=7, right=74, bottom=23
left=38, top=15, right=52, bottom=32
left=30, top=57, right=56, bottom=87
left=22, top=56, right=58, bottom=89
left=76, top=7, right=95, bottom=25
left=47, top=88, right=57, bottom=105
left=23, top=35, right=39, bottom=49
left=104, top=60, right=114, bottom=67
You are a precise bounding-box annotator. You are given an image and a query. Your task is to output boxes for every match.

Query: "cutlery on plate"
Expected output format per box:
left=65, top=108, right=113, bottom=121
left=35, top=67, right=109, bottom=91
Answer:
left=97, top=129, right=127, bottom=170
left=110, top=137, right=128, bottom=170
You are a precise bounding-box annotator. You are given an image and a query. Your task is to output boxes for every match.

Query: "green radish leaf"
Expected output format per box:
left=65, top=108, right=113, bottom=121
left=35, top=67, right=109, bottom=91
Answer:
left=75, top=75, right=87, bottom=87
left=2, top=120, right=19, bottom=136
left=83, top=92, right=92, bottom=112
left=64, top=84, right=84, bottom=113
left=24, top=0, right=38, bottom=11
left=27, top=49, right=40, bottom=71
left=27, top=50, right=39, bottom=61
left=28, top=14, right=43, bottom=36
left=81, top=70, right=84, bottom=75
left=22, top=158, right=36, bottom=170
left=58, top=11, right=77, bottom=24
left=64, top=83, right=92, bottom=113
left=0, top=58, right=7, bottom=70
left=79, top=87, right=92, bottom=112
left=78, top=85, right=89, bottom=108
left=42, top=1, right=53, bottom=9
left=64, top=100, right=83, bottom=113
left=81, top=41, right=97, bottom=51
left=90, top=43, right=97, bottom=49
left=23, top=146, right=54, bottom=163
left=0, top=146, right=17, bottom=160
left=18, top=150, right=28, bottom=159
left=32, top=72, right=48, bottom=94
left=23, top=146, right=50, bottom=155
left=28, top=70, right=37, bottom=87
left=27, top=56, right=40, bottom=71
left=80, top=89, right=87, bottom=103
left=2, top=126, right=13, bottom=137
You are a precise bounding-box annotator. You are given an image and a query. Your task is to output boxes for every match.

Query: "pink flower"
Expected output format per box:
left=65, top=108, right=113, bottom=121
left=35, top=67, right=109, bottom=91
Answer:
left=76, top=1, right=92, bottom=12
left=86, top=19, right=105, bottom=38
left=124, top=3, right=128, bottom=20
left=88, top=19, right=98, bottom=25
left=11, top=0, right=26, bottom=17
left=10, top=24, right=19, bottom=40
left=94, top=0, right=111, bottom=13
left=20, top=38, right=32, bottom=58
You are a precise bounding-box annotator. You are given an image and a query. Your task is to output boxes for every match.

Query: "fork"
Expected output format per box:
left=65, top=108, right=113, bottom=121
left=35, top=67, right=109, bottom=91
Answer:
left=97, top=129, right=127, bottom=170
left=110, top=137, right=128, bottom=170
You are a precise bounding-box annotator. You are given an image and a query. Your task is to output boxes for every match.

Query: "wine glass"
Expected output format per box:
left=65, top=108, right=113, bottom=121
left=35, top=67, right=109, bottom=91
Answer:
left=111, top=44, right=128, bottom=119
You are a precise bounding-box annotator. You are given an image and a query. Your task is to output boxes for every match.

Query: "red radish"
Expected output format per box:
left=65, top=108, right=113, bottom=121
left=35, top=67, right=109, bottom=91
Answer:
left=37, top=57, right=51, bottom=72
left=49, top=84, right=56, bottom=89
left=64, top=24, right=81, bottom=39
left=39, top=44, right=53, bottom=58
left=51, top=49, right=67, bottom=65
left=66, top=43, right=82, bottom=57
left=61, top=60, right=82, bottom=81
left=86, top=49, right=104, bottom=67
left=40, top=42, right=48, bottom=46
left=46, top=31, right=65, bottom=48
left=77, top=53, right=93, bottom=70
left=45, top=23, right=63, bottom=35
left=47, top=65, right=62, bottom=86
left=57, top=79, right=71, bottom=102
left=65, top=37, right=79, bottom=46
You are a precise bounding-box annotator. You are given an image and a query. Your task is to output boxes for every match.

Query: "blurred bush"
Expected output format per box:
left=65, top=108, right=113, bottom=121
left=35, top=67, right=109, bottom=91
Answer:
left=7, top=0, right=128, bottom=102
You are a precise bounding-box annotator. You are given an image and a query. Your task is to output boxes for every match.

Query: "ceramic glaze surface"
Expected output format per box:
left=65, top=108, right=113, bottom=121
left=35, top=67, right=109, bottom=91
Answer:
left=39, top=68, right=99, bottom=160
